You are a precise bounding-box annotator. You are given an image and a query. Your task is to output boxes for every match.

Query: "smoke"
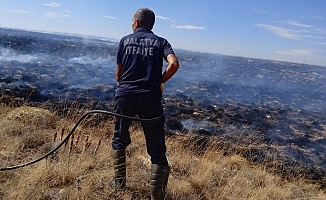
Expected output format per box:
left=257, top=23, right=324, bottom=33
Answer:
left=68, top=55, right=114, bottom=67
left=0, top=47, right=38, bottom=63
left=166, top=51, right=326, bottom=112
left=1, top=28, right=325, bottom=113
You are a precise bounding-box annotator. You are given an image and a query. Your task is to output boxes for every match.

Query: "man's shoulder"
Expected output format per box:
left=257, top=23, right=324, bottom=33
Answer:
left=121, top=33, right=135, bottom=40
left=153, top=34, right=166, bottom=41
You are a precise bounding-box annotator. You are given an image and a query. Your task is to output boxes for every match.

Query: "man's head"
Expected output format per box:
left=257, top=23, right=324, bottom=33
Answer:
left=132, top=8, right=155, bottom=32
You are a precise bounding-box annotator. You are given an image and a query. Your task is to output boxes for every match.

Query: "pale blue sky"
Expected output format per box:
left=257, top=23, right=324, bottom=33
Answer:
left=1, top=0, right=325, bottom=66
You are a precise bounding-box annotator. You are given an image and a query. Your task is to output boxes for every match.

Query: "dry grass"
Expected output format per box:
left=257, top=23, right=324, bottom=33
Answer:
left=0, top=102, right=325, bottom=200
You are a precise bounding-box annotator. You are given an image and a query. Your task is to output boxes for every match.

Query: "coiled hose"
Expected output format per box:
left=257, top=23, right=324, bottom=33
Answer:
left=0, top=110, right=162, bottom=171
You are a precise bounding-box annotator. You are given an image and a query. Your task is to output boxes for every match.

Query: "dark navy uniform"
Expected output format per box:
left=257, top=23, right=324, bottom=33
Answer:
left=112, top=28, right=175, bottom=165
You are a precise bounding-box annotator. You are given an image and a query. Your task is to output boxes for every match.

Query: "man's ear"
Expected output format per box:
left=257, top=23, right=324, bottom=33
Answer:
left=135, top=19, right=141, bottom=27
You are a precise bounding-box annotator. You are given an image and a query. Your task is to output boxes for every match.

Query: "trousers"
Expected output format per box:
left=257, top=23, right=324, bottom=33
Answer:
left=112, top=93, right=168, bottom=166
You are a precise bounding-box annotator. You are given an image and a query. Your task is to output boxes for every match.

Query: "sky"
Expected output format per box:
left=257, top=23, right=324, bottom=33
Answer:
left=0, top=0, right=326, bottom=67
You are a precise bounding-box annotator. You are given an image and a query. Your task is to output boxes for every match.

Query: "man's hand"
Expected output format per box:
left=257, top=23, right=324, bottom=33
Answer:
left=162, top=54, right=179, bottom=83
left=116, top=63, right=122, bottom=82
left=160, top=83, right=164, bottom=93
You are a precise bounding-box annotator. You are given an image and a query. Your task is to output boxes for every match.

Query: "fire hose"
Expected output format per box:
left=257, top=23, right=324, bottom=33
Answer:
left=0, top=110, right=162, bottom=171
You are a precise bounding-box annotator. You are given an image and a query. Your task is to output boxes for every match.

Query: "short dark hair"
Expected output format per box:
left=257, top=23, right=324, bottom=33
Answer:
left=134, top=8, right=155, bottom=30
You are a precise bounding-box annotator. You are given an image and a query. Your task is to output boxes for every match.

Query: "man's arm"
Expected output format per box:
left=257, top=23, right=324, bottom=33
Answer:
left=162, top=54, right=179, bottom=83
left=116, top=63, right=122, bottom=82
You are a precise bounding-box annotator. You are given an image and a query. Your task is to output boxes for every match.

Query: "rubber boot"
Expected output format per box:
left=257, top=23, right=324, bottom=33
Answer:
left=150, top=164, right=170, bottom=200
left=111, top=149, right=126, bottom=190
